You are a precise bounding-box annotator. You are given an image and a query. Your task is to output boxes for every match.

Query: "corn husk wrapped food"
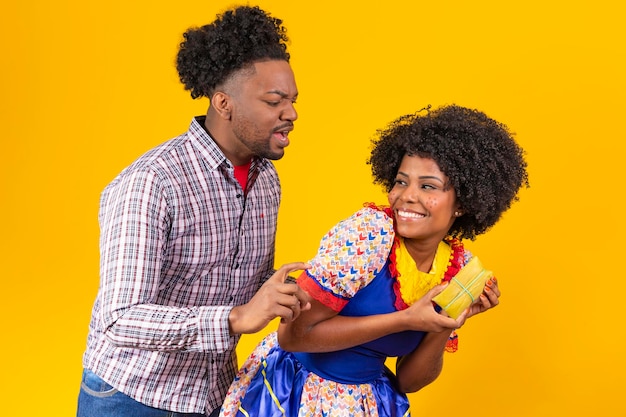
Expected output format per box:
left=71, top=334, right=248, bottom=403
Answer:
left=432, top=256, right=493, bottom=319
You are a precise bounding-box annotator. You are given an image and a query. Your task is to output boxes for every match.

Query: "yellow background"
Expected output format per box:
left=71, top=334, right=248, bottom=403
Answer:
left=2, top=0, right=624, bottom=415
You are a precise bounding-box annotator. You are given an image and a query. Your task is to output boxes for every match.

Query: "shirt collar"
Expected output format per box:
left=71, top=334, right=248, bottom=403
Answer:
left=188, top=116, right=270, bottom=172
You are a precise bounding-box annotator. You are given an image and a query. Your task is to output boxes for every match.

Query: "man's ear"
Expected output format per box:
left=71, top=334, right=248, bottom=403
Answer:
left=211, top=91, right=232, bottom=120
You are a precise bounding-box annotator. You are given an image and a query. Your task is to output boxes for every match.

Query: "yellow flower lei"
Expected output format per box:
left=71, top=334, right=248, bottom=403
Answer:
left=395, top=239, right=452, bottom=306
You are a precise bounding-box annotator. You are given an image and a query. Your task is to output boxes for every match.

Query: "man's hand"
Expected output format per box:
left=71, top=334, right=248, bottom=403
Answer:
left=228, top=262, right=311, bottom=335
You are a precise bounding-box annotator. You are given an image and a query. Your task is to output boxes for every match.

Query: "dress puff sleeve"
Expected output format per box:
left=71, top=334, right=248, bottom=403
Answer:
left=297, top=206, right=395, bottom=312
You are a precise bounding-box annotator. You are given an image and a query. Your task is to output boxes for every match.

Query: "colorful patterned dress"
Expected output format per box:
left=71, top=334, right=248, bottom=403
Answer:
left=219, top=205, right=470, bottom=417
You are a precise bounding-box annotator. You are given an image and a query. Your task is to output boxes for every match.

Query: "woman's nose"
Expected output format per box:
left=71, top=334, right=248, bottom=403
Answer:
left=399, top=186, right=418, bottom=202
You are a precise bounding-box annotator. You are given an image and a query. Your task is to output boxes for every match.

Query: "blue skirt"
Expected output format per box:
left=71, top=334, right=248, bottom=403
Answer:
left=219, top=332, right=411, bottom=417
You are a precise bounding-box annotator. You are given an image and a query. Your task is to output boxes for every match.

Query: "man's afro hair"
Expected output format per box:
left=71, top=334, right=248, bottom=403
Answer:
left=176, top=5, right=290, bottom=99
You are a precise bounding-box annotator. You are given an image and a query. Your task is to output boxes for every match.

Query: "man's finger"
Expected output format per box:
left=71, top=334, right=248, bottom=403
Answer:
left=270, top=262, right=310, bottom=283
left=294, top=287, right=311, bottom=310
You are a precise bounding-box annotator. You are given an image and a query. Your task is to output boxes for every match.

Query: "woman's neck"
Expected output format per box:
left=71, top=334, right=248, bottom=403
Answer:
left=402, top=237, right=442, bottom=272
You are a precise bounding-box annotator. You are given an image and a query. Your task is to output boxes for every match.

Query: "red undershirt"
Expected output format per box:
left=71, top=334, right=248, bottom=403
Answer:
left=233, top=161, right=251, bottom=194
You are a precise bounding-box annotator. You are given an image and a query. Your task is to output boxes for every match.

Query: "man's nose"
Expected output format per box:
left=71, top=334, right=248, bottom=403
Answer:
left=281, top=102, right=298, bottom=122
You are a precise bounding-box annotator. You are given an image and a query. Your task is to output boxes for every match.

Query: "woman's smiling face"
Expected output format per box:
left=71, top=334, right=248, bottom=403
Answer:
left=388, top=154, right=461, bottom=243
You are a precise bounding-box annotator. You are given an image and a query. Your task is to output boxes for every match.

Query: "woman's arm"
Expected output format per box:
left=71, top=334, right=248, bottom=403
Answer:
left=278, top=284, right=461, bottom=353
left=395, top=330, right=451, bottom=393
left=395, top=277, right=502, bottom=392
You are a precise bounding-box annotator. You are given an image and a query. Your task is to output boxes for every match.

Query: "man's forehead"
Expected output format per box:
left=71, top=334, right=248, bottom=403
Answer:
left=248, top=61, right=297, bottom=94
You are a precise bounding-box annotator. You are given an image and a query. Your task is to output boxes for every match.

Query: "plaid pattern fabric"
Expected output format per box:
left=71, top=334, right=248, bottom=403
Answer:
left=82, top=117, right=280, bottom=414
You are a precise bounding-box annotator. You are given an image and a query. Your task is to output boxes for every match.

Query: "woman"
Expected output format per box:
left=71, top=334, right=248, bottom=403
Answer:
left=220, top=104, right=529, bottom=416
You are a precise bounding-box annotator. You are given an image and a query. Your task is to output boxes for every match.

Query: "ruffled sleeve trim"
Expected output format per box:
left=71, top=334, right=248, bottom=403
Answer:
left=296, top=271, right=348, bottom=312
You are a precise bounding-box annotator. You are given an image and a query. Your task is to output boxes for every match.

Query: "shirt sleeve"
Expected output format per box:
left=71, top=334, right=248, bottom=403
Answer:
left=297, top=207, right=394, bottom=312
left=98, top=168, right=231, bottom=353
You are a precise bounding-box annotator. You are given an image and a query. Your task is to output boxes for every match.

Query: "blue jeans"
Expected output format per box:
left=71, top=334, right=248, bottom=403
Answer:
left=77, top=369, right=220, bottom=417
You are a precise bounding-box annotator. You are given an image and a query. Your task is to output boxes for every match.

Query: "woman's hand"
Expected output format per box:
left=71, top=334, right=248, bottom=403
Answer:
left=402, top=284, right=464, bottom=333
left=464, top=277, right=500, bottom=321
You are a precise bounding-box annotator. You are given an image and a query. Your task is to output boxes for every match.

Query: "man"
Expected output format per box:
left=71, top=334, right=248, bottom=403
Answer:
left=77, top=6, right=309, bottom=417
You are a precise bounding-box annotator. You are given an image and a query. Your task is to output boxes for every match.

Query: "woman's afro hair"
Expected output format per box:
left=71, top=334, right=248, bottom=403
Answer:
left=176, top=5, right=290, bottom=99
left=368, top=104, right=530, bottom=240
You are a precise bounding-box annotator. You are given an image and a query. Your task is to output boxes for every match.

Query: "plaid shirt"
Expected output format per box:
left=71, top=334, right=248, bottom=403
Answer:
left=82, top=117, right=280, bottom=414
